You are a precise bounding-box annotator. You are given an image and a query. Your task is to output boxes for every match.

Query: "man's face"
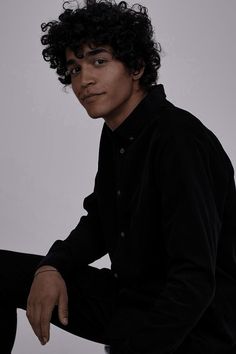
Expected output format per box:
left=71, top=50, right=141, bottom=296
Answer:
left=65, top=43, right=145, bottom=129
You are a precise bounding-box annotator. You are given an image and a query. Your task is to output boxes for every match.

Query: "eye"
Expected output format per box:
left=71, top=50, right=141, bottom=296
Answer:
left=94, top=58, right=107, bottom=65
left=66, top=66, right=81, bottom=77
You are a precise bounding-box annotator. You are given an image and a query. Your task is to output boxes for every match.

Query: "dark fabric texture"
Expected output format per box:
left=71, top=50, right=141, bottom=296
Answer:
left=36, top=84, right=236, bottom=353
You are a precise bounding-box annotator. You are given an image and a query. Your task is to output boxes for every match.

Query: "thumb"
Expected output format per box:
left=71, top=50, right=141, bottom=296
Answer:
left=58, top=290, right=68, bottom=326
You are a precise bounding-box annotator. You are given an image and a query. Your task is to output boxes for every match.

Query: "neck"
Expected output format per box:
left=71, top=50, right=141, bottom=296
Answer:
left=104, top=88, right=148, bottom=131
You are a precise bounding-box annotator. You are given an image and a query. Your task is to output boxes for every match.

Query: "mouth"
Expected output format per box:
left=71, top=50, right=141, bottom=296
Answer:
left=82, top=93, right=105, bottom=102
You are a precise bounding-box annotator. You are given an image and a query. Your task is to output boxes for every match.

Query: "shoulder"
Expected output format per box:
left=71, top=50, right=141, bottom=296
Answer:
left=151, top=102, right=234, bottom=173
left=157, top=103, right=208, bottom=139
left=153, top=102, right=219, bottom=149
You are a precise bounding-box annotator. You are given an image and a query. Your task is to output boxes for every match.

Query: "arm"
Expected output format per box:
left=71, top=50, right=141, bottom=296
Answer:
left=27, top=182, right=107, bottom=344
left=38, top=188, right=107, bottom=278
left=115, top=130, right=228, bottom=353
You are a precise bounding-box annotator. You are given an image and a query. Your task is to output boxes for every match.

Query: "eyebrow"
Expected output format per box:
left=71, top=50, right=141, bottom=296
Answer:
left=66, top=47, right=111, bottom=68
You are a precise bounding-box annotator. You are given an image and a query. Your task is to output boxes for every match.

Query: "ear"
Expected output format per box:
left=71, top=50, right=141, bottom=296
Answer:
left=132, top=64, right=145, bottom=81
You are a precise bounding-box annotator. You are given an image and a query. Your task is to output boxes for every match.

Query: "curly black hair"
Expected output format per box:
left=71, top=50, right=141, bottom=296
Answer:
left=41, top=0, right=161, bottom=91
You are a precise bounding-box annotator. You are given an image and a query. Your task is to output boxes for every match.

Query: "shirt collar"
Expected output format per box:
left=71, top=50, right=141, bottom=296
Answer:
left=105, top=84, right=167, bottom=142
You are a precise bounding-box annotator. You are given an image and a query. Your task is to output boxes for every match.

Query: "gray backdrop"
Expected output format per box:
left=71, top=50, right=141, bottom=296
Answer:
left=0, top=0, right=235, bottom=353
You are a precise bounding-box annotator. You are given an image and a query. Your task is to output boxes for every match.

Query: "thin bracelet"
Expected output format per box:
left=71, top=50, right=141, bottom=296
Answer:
left=34, top=269, right=58, bottom=278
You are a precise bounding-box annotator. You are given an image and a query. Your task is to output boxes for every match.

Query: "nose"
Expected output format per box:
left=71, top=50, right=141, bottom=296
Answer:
left=80, top=67, right=96, bottom=88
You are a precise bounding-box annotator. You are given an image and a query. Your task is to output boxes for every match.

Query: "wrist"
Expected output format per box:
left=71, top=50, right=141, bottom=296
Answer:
left=34, top=266, right=59, bottom=278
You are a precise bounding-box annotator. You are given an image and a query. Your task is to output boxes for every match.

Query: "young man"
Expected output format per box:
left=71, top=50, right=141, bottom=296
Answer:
left=1, top=0, right=236, bottom=353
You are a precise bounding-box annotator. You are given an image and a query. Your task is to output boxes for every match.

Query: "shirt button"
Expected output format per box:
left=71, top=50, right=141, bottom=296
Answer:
left=120, top=147, right=125, bottom=154
left=114, top=272, right=118, bottom=278
left=129, top=136, right=134, bottom=141
left=120, top=231, right=125, bottom=238
left=117, top=190, right=121, bottom=197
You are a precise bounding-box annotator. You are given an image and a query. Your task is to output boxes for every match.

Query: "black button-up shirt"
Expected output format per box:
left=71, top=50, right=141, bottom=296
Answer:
left=39, top=84, right=236, bottom=353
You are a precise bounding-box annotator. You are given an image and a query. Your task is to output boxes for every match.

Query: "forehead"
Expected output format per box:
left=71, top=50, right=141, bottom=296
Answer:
left=65, top=43, right=113, bottom=62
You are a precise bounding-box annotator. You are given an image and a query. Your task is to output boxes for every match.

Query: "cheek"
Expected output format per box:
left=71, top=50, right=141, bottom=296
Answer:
left=71, top=81, right=78, bottom=95
left=71, top=83, right=83, bottom=104
left=104, top=64, right=132, bottom=85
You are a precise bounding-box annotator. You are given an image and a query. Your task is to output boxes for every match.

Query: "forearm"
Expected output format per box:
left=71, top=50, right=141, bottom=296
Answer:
left=38, top=192, right=107, bottom=277
left=38, top=225, right=107, bottom=277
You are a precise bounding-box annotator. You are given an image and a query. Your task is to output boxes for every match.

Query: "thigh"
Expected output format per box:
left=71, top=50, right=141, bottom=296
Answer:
left=0, top=249, right=43, bottom=307
left=51, top=265, right=120, bottom=344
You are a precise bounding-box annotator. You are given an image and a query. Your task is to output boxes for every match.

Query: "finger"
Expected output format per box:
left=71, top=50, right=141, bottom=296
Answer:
left=58, top=291, right=68, bottom=326
left=27, top=304, right=43, bottom=343
left=40, top=305, right=53, bottom=345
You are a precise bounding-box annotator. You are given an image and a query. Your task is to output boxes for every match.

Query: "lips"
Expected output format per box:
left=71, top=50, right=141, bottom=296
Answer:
left=82, top=93, right=104, bottom=101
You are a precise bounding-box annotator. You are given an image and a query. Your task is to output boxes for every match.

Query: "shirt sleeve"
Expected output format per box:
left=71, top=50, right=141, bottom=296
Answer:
left=113, top=130, right=228, bottom=354
left=38, top=188, right=108, bottom=278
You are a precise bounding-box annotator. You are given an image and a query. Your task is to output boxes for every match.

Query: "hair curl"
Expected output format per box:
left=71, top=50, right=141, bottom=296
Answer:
left=41, top=0, right=161, bottom=91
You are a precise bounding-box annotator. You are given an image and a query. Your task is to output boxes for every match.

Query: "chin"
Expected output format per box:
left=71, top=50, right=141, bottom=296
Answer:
left=86, top=111, right=103, bottom=119
left=88, top=114, right=102, bottom=119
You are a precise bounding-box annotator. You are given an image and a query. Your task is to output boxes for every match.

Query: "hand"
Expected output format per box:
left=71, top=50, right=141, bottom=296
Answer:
left=26, top=266, right=68, bottom=345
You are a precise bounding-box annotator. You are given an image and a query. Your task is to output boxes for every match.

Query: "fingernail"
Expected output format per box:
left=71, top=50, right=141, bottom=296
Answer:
left=41, top=337, right=47, bottom=345
left=62, top=317, right=68, bottom=325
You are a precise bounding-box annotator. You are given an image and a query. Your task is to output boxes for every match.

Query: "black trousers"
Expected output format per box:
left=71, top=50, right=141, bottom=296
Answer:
left=0, top=249, right=123, bottom=354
